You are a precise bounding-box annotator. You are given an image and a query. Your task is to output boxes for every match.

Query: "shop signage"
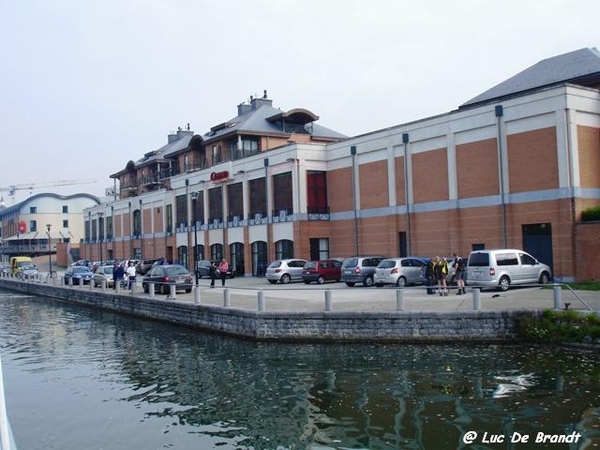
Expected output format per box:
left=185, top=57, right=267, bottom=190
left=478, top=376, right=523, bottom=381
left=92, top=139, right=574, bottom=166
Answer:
left=210, top=170, right=230, bottom=182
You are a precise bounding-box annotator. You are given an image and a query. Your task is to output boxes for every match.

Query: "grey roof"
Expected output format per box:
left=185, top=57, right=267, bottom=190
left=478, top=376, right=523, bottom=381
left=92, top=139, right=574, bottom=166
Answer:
left=203, top=104, right=347, bottom=142
left=461, top=47, right=600, bottom=108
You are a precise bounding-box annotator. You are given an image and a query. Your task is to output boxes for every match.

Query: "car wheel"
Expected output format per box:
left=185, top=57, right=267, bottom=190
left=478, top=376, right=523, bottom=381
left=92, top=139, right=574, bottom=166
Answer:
left=281, top=274, right=291, bottom=284
left=143, top=283, right=149, bottom=293
left=539, top=272, right=550, bottom=285
left=185, top=288, right=192, bottom=293
left=375, top=283, right=383, bottom=288
left=317, top=276, right=325, bottom=285
left=498, top=276, right=510, bottom=291
left=345, top=282, right=355, bottom=287
left=160, top=283, right=169, bottom=295
left=268, top=280, right=277, bottom=284
left=304, top=280, right=311, bottom=284
left=363, top=276, right=374, bottom=287
left=396, top=276, right=407, bottom=287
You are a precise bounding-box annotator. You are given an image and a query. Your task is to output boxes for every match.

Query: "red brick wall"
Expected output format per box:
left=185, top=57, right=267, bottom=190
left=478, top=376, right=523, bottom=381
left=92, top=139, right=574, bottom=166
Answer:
left=457, top=138, right=499, bottom=198
left=578, top=125, right=600, bottom=189
left=413, top=148, right=448, bottom=203
left=359, top=160, right=389, bottom=209
left=575, top=222, right=600, bottom=281
left=328, top=167, right=353, bottom=212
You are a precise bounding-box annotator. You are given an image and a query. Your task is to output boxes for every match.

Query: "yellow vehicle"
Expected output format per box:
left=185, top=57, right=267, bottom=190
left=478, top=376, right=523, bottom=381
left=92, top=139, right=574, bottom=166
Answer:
left=10, top=256, right=33, bottom=275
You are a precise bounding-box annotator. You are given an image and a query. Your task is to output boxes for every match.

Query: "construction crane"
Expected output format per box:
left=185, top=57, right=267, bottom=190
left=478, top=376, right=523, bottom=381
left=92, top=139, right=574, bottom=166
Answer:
left=0, top=179, right=98, bottom=203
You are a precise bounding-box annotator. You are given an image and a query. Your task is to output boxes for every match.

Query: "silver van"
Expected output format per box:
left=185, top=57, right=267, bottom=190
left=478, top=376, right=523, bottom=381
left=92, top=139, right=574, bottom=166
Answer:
left=466, top=249, right=552, bottom=291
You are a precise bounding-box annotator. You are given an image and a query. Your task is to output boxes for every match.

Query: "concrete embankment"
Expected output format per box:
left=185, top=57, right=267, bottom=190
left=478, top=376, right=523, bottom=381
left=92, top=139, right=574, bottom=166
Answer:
left=0, top=276, right=543, bottom=342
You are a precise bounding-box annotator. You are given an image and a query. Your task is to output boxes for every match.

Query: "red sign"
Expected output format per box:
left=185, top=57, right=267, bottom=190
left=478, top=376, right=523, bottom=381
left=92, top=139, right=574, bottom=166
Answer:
left=210, top=170, right=229, bottom=182
left=18, top=220, right=27, bottom=234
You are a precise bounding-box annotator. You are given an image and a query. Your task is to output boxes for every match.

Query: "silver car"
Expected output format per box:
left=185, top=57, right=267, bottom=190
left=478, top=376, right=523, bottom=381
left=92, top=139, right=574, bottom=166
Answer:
left=466, top=249, right=552, bottom=291
left=93, top=264, right=115, bottom=288
left=374, top=258, right=427, bottom=287
left=265, top=259, right=307, bottom=284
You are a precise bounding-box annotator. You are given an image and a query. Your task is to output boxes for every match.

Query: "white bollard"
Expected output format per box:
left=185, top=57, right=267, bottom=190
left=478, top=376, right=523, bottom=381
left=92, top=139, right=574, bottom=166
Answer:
left=90, top=279, right=95, bottom=290
left=169, top=283, right=176, bottom=299
left=115, top=280, right=121, bottom=294
left=396, top=288, right=404, bottom=311
left=325, top=289, right=332, bottom=311
left=101, top=279, right=107, bottom=291
left=472, top=288, right=481, bottom=310
left=224, top=288, right=230, bottom=307
left=553, top=284, right=563, bottom=310
left=194, top=285, right=201, bottom=304
left=258, top=289, right=265, bottom=311
left=149, top=282, right=155, bottom=298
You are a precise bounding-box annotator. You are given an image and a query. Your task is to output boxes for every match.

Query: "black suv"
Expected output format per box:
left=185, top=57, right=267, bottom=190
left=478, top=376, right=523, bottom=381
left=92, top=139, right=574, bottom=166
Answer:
left=341, top=256, right=387, bottom=287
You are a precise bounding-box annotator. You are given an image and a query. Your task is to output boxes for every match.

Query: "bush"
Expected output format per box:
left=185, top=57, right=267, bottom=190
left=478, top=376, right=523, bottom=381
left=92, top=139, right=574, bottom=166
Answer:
left=517, top=310, right=600, bottom=343
left=581, top=205, right=600, bottom=222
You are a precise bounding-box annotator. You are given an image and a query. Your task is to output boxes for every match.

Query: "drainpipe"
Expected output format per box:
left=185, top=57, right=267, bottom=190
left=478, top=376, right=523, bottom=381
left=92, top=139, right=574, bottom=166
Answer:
left=495, top=105, right=507, bottom=248
left=351, top=146, right=359, bottom=255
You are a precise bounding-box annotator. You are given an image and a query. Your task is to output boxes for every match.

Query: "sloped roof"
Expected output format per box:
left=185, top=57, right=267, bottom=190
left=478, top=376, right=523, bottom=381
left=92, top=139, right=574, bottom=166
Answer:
left=203, top=103, right=347, bottom=142
left=461, top=47, right=600, bottom=108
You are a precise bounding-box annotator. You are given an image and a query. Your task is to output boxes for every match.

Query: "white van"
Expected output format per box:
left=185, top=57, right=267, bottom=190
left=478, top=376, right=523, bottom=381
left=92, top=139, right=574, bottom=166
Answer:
left=466, top=249, right=552, bottom=291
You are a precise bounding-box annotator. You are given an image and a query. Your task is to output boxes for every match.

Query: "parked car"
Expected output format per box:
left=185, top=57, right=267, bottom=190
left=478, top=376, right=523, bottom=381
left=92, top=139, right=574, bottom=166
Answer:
left=374, top=257, right=427, bottom=287
left=136, top=259, right=161, bottom=276
left=17, top=263, right=39, bottom=280
left=466, top=249, right=552, bottom=291
left=142, top=264, right=193, bottom=294
left=341, top=256, right=387, bottom=287
left=196, top=260, right=236, bottom=279
left=302, top=259, right=343, bottom=284
left=265, top=259, right=308, bottom=284
left=92, top=264, right=115, bottom=288
left=70, top=259, right=91, bottom=268
left=64, top=266, right=94, bottom=285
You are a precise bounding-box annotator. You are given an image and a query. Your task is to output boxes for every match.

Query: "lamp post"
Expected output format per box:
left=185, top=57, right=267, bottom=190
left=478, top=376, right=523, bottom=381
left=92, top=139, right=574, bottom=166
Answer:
left=98, top=212, right=103, bottom=265
left=191, top=191, right=199, bottom=285
left=46, top=224, right=52, bottom=275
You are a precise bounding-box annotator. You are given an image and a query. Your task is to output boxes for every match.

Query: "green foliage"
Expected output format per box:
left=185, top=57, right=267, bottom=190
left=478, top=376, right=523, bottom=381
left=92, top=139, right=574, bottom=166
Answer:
left=517, top=310, right=600, bottom=343
left=581, top=205, right=600, bottom=221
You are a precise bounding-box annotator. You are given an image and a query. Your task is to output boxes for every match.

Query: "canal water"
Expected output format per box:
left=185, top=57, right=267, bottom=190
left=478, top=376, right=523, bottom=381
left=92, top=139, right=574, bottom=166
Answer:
left=1, top=290, right=599, bottom=450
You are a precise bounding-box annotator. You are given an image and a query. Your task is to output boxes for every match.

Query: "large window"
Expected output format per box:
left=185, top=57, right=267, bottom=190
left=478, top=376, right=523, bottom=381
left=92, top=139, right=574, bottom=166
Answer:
left=106, top=216, right=113, bottom=239
left=309, top=238, right=329, bottom=261
left=229, top=137, right=259, bottom=160
left=175, top=195, right=188, bottom=228
left=227, top=183, right=243, bottom=220
left=210, top=243, right=223, bottom=262
left=133, top=210, right=141, bottom=236
left=252, top=241, right=268, bottom=276
left=29, top=220, right=37, bottom=232
left=276, top=239, right=294, bottom=259
left=273, top=172, right=292, bottom=213
left=230, top=242, right=244, bottom=276
left=209, top=187, right=223, bottom=223
left=166, top=204, right=173, bottom=233
left=249, top=178, right=266, bottom=218
left=177, top=245, right=188, bottom=269
left=192, top=193, right=204, bottom=226
left=307, top=171, right=328, bottom=213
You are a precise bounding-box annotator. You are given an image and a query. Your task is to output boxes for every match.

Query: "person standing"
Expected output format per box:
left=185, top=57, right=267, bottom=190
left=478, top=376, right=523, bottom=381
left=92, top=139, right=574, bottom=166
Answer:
left=126, top=261, right=136, bottom=290
left=218, top=258, right=229, bottom=287
left=435, top=256, right=449, bottom=296
left=209, top=261, right=217, bottom=288
left=425, top=257, right=436, bottom=295
left=115, top=262, right=125, bottom=290
left=452, top=253, right=466, bottom=295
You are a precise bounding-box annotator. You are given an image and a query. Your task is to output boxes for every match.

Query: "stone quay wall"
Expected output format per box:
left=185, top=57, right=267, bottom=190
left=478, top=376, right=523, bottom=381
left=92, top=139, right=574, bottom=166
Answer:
left=0, top=278, right=534, bottom=342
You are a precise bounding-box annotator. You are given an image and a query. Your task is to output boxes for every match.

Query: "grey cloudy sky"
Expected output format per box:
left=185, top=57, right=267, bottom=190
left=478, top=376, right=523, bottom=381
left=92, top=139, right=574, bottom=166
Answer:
left=1, top=0, right=597, bottom=204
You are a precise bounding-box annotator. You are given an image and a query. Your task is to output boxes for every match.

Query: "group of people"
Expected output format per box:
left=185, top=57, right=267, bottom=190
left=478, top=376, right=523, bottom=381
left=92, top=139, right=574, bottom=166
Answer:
left=425, top=253, right=466, bottom=296
left=112, top=260, right=137, bottom=290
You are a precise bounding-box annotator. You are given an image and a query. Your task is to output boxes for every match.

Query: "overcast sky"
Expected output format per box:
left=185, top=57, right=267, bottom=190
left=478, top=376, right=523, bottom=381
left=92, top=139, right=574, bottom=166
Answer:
left=1, top=0, right=597, bottom=204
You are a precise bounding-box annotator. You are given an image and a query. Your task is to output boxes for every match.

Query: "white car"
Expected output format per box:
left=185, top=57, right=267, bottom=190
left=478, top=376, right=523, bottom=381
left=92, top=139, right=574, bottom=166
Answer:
left=374, top=258, right=427, bottom=287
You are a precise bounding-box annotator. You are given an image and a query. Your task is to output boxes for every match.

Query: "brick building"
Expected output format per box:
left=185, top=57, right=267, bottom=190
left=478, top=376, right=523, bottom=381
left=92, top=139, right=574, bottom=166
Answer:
left=80, top=48, right=600, bottom=281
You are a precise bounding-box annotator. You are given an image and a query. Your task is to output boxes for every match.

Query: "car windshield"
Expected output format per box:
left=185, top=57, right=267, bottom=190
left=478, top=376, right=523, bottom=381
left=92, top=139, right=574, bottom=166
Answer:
left=21, top=264, right=35, bottom=270
left=73, top=267, right=91, bottom=273
left=268, top=261, right=282, bottom=268
left=102, top=267, right=113, bottom=274
left=378, top=260, right=397, bottom=269
left=342, top=258, right=358, bottom=268
left=304, top=262, right=316, bottom=270
left=164, top=266, right=189, bottom=276
left=468, top=253, right=490, bottom=267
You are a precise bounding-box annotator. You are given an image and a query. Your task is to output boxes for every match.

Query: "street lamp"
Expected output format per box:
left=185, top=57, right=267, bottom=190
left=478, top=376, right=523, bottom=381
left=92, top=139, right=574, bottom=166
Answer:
left=46, top=224, right=52, bottom=276
left=98, top=212, right=103, bottom=265
left=191, top=191, right=199, bottom=285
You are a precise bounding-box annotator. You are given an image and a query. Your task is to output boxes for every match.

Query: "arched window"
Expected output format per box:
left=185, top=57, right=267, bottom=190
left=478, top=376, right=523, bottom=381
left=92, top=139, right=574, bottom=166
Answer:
left=252, top=241, right=268, bottom=276
left=229, top=242, right=244, bottom=276
left=210, top=243, right=223, bottom=262
left=275, top=239, right=294, bottom=260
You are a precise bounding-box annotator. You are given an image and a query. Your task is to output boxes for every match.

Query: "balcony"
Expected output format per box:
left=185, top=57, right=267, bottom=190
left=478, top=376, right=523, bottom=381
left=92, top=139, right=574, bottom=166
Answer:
left=307, top=206, right=330, bottom=221
left=271, top=208, right=293, bottom=223
left=227, top=214, right=244, bottom=228
left=248, top=211, right=268, bottom=226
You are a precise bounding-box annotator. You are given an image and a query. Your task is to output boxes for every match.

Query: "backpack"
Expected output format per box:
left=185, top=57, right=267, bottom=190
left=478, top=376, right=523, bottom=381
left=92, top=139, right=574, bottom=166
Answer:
left=456, top=257, right=465, bottom=271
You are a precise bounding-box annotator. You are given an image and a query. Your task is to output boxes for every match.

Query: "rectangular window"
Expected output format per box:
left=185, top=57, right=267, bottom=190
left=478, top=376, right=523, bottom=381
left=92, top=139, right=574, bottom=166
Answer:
left=106, top=216, right=113, bottom=239
left=30, top=207, right=37, bottom=214
left=30, top=220, right=37, bottom=232
left=91, top=219, right=97, bottom=240
left=85, top=220, right=90, bottom=241
left=249, top=178, right=266, bottom=217
left=192, top=193, right=204, bottom=225
left=309, top=238, right=329, bottom=261
left=273, top=172, right=292, bottom=213
left=227, top=182, right=243, bottom=218
left=63, top=219, right=69, bottom=228
left=209, top=186, right=223, bottom=222
left=307, top=171, right=328, bottom=213
left=175, top=195, right=188, bottom=228
left=98, top=217, right=104, bottom=240
left=62, top=205, right=68, bottom=213
left=230, top=137, right=259, bottom=160
left=166, top=204, right=173, bottom=233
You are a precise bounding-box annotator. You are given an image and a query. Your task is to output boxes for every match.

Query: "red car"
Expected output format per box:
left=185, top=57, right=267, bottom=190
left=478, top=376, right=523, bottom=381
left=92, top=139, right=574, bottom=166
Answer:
left=302, top=259, right=343, bottom=284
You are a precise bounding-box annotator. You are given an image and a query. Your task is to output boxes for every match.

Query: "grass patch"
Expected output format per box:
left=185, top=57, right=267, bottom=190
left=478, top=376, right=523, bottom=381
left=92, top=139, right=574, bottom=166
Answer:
left=543, top=281, right=600, bottom=291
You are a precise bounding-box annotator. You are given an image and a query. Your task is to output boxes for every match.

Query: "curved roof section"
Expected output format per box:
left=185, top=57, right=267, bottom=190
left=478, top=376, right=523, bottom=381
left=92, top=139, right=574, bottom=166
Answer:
left=461, top=47, right=600, bottom=108
left=0, top=192, right=101, bottom=215
left=266, top=108, right=319, bottom=124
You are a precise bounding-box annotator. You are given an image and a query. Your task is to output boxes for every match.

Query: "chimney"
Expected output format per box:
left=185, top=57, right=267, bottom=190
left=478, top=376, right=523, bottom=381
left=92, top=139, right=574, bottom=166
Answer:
left=237, top=103, right=252, bottom=116
left=251, top=90, right=273, bottom=110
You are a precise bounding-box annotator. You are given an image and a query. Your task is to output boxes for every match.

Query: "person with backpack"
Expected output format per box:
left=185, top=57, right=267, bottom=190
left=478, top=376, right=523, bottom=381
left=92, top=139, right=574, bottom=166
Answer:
left=434, top=256, right=449, bottom=296
left=452, top=253, right=466, bottom=295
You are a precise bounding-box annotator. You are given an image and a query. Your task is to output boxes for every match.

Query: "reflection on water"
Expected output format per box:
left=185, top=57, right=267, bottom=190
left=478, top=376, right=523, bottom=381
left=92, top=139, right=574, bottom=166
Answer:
left=1, top=291, right=599, bottom=449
